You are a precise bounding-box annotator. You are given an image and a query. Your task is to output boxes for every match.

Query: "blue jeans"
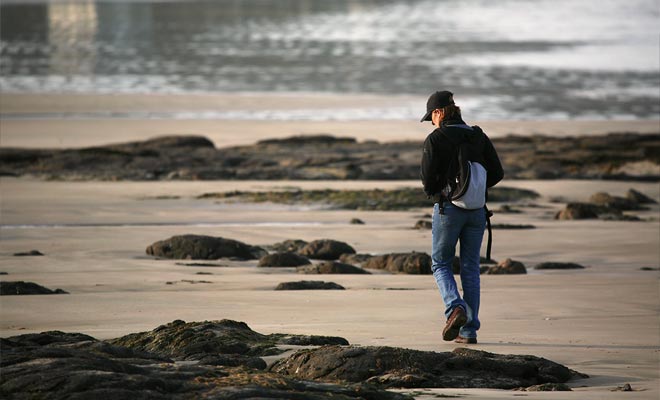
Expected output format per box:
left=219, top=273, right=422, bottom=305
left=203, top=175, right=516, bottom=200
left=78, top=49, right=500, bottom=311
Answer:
left=431, top=202, right=486, bottom=339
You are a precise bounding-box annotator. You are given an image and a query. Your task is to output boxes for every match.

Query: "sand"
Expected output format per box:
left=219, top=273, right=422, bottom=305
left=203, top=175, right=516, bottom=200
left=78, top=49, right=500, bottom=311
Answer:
left=1, top=93, right=659, bottom=398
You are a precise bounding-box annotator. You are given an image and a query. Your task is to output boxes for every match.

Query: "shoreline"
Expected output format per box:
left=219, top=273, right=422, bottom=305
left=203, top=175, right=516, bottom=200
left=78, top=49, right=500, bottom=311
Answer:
left=1, top=93, right=658, bottom=149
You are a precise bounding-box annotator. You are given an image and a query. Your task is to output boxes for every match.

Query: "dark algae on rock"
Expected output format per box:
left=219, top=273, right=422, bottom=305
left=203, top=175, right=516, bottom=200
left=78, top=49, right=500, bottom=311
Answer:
left=1, top=325, right=404, bottom=400
left=146, top=234, right=266, bottom=260
left=0, top=281, right=68, bottom=295
left=270, top=346, right=586, bottom=389
left=3, top=133, right=656, bottom=181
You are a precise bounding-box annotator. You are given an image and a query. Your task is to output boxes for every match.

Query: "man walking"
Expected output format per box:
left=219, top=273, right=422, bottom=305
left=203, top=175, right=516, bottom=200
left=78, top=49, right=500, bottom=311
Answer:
left=420, top=90, right=503, bottom=344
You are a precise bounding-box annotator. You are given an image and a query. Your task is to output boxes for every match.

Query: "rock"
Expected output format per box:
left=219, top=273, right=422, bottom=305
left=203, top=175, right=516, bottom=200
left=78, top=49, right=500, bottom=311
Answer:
left=146, top=234, right=266, bottom=260
left=589, top=192, right=642, bottom=211
left=109, top=319, right=349, bottom=360
left=13, top=250, right=44, bottom=256
left=555, top=202, right=617, bottom=220
left=257, top=135, right=357, bottom=146
left=2, top=328, right=403, bottom=400
left=627, top=188, right=657, bottom=204
left=175, top=262, right=228, bottom=267
left=486, top=258, right=527, bottom=274
left=298, top=261, right=371, bottom=274
left=0, top=281, right=68, bottom=295
left=258, top=252, right=311, bottom=267
left=0, top=272, right=8, bottom=275
left=413, top=220, right=432, bottom=229
left=275, top=281, right=346, bottom=290
left=299, top=239, right=356, bottom=260
left=522, top=383, right=572, bottom=391
left=268, top=239, right=308, bottom=253
left=362, top=253, right=431, bottom=274
left=451, top=256, right=496, bottom=274
left=270, top=345, right=584, bottom=389
left=534, top=262, right=585, bottom=270
left=350, top=218, right=365, bottom=225
left=339, top=253, right=374, bottom=265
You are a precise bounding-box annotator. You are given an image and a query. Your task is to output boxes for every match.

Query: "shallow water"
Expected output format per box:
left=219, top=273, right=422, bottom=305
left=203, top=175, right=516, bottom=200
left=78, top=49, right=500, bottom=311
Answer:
left=1, top=0, right=658, bottom=120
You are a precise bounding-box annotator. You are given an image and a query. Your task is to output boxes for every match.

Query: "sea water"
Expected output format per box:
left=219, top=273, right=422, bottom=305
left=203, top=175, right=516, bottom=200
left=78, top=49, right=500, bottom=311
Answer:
left=1, top=0, right=658, bottom=120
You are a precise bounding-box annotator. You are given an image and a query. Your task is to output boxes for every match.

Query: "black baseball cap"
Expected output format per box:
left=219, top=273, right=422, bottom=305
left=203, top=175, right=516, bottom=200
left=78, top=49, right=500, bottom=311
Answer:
left=420, top=90, right=454, bottom=122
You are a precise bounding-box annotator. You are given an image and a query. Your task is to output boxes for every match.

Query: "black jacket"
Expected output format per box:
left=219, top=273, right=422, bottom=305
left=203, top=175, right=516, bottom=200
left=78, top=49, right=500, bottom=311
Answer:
left=420, top=119, right=503, bottom=198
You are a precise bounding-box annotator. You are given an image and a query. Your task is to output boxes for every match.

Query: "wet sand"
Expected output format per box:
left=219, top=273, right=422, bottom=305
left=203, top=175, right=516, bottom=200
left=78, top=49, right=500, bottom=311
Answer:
left=1, top=177, right=658, bottom=399
left=1, top=92, right=659, bottom=398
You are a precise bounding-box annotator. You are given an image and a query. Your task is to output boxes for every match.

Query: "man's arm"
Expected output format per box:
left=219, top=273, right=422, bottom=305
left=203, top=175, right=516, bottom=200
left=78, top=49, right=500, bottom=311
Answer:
left=421, top=134, right=439, bottom=196
left=484, top=135, right=504, bottom=187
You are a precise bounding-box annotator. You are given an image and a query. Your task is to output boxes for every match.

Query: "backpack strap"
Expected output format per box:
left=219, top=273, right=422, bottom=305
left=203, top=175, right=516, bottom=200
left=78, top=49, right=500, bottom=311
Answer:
left=485, top=205, right=494, bottom=261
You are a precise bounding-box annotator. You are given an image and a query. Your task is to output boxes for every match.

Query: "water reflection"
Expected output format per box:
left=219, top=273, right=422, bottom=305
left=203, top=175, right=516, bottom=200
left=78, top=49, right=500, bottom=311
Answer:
left=0, top=0, right=658, bottom=120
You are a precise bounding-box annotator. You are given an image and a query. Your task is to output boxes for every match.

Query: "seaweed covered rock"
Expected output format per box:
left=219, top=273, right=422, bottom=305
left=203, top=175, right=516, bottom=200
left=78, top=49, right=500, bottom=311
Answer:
left=146, top=235, right=266, bottom=260
left=299, top=239, right=356, bottom=260
left=0, top=281, right=68, bottom=295
left=362, top=253, right=432, bottom=274
left=1, top=329, right=403, bottom=400
left=270, top=345, right=584, bottom=389
left=109, top=319, right=348, bottom=360
left=298, top=261, right=370, bottom=275
left=486, top=259, right=527, bottom=275
left=258, top=252, right=311, bottom=267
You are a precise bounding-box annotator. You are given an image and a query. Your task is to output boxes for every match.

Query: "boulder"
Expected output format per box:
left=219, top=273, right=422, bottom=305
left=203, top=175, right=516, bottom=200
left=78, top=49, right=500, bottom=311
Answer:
left=146, top=234, right=266, bottom=260
left=626, top=188, right=657, bottom=204
left=413, top=220, right=432, bottom=229
left=0, top=281, right=68, bottom=295
left=589, top=192, right=642, bottom=211
left=270, top=345, right=585, bottom=389
left=534, top=262, right=585, bottom=270
left=13, top=250, right=44, bottom=256
left=269, top=239, right=308, bottom=253
left=275, top=281, right=346, bottom=290
left=486, top=258, right=527, bottom=274
left=258, top=252, right=311, bottom=267
left=350, top=218, right=365, bottom=225
left=299, top=239, right=356, bottom=260
left=362, top=253, right=431, bottom=274
left=555, top=202, right=615, bottom=220
left=298, top=261, right=371, bottom=274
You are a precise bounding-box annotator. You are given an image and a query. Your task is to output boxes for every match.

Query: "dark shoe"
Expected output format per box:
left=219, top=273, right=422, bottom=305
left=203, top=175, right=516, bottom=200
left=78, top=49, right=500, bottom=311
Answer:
left=442, top=306, right=467, bottom=341
left=454, top=335, right=477, bottom=344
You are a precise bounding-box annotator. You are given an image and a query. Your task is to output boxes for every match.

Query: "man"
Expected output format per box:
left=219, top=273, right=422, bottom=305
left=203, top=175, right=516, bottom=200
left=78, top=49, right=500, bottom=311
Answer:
left=420, top=90, right=503, bottom=344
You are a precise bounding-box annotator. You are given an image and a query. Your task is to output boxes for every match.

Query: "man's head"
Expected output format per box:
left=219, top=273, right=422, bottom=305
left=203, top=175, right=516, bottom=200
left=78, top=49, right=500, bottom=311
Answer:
left=420, top=90, right=461, bottom=127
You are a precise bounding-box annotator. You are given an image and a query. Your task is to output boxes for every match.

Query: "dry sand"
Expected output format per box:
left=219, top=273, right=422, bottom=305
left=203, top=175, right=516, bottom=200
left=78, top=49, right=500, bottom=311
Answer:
left=1, top=177, right=658, bottom=399
left=0, top=93, right=659, bottom=398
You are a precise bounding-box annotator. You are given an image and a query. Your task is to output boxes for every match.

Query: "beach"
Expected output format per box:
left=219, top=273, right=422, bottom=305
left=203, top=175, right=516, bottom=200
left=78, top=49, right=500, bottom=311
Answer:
left=1, top=92, right=659, bottom=399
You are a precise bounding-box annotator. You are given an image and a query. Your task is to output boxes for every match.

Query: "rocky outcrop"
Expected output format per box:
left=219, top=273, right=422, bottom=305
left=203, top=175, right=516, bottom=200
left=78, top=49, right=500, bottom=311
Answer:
left=0, top=281, right=68, bottom=295
left=299, top=239, right=356, bottom=260
left=109, top=319, right=348, bottom=361
left=146, top=235, right=266, bottom=260
left=589, top=192, right=643, bottom=211
left=2, top=133, right=657, bottom=181
left=1, top=327, right=404, bottom=400
left=555, top=202, right=615, bottom=220
left=258, top=252, right=311, bottom=267
left=298, top=261, right=371, bottom=274
left=627, top=188, right=657, bottom=204
left=362, top=253, right=432, bottom=274
left=534, top=262, right=585, bottom=270
left=485, top=259, right=527, bottom=275
left=275, top=281, right=346, bottom=290
left=268, top=239, right=308, bottom=253
left=270, top=345, right=585, bottom=389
